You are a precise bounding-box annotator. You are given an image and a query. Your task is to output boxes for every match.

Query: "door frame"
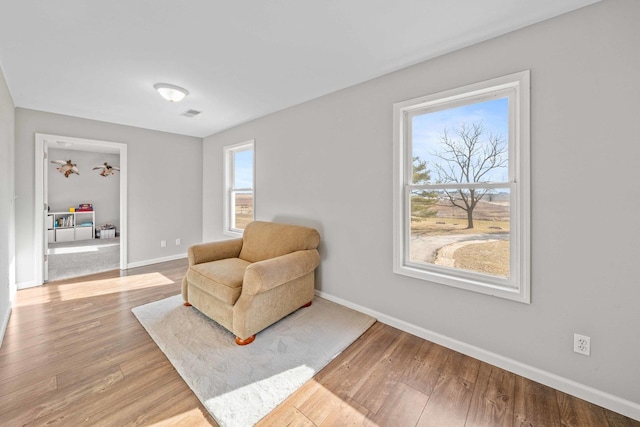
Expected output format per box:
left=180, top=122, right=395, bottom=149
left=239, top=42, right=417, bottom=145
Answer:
left=34, top=133, right=128, bottom=285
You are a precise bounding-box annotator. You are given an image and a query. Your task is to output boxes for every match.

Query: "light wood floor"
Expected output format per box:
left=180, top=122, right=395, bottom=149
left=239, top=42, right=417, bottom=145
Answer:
left=1, top=259, right=637, bottom=426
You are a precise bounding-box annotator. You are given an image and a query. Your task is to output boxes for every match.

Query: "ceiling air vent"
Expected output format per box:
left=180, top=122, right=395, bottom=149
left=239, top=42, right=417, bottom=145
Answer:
left=181, top=109, right=202, bottom=118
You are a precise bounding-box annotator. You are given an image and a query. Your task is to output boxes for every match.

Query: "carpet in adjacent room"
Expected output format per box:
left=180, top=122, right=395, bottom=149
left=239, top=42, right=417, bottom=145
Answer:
left=47, top=237, right=120, bottom=281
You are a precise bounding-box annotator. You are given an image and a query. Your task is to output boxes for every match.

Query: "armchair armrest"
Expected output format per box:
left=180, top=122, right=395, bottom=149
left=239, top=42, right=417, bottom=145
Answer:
left=243, top=249, right=320, bottom=295
left=188, top=238, right=243, bottom=266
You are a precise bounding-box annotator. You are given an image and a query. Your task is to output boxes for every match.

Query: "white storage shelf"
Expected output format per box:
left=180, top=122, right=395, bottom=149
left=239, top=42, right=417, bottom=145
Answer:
left=47, top=211, right=96, bottom=243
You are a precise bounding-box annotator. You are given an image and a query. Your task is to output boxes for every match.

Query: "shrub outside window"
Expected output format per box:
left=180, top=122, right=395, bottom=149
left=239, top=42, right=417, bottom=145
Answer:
left=393, top=71, right=530, bottom=303
left=224, top=140, right=254, bottom=235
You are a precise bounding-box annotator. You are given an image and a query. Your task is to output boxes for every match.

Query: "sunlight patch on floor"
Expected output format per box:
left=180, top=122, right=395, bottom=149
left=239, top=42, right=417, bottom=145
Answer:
left=55, top=272, right=175, bottom=301
left=262, top=379, right=376, bottom=425
left=14, top=272, right=175, bottom=306
left=149, top=408, right=210, bottom=426
left=48, top=242, right=119, bottom=255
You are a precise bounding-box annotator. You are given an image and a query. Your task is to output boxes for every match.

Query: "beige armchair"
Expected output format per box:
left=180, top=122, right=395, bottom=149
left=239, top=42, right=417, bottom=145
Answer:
left=181, top=221, right=320, bottom=345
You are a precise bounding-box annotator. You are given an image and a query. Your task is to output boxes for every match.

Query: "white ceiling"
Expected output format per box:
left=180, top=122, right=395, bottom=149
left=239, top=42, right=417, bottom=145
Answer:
left=0, top=0, right=598, bottom=138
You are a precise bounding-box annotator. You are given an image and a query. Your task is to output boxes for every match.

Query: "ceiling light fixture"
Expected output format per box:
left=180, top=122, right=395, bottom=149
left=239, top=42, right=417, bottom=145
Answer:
left=154, top=83, right=189, bottom=102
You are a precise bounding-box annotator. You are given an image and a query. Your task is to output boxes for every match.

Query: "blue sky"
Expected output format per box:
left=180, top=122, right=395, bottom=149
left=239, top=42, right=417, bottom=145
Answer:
left=411, top=97, right=509, bottom=183
left=234, top=149, right=254, bottom=189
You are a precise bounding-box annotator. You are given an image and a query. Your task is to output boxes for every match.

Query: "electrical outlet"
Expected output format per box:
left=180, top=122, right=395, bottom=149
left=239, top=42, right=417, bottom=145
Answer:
left=574, top=333, right=591, bottom=356
left=160, top=240, right=166, bottom=248
left=176, top=238, right=181, bottom=246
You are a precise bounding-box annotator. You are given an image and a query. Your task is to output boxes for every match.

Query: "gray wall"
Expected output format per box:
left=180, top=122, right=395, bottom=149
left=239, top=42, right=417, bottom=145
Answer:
left=15, top=108, right=203, bottom=284
left=0, top=64, right=15, bottom=344
left=48, top=149, right=120, bottom=230
left=203, top=0, right=640, bottom=408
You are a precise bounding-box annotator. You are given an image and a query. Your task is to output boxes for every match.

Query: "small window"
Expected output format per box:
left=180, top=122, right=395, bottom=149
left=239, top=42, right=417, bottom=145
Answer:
left=224, top=140, right=254, bottom=235
left=393, top=71, right=530, bottom=303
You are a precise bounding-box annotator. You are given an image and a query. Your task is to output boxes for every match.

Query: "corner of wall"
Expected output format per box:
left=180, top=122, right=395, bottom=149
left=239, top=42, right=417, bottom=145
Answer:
left=0, top=305, right=10, bottom=348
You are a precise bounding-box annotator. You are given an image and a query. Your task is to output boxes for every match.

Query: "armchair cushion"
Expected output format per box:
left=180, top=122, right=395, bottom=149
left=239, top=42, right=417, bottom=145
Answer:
left=188, top=258, right=251, bottom=305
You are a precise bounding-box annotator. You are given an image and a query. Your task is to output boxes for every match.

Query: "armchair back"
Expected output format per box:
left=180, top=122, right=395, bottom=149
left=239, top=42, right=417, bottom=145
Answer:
left=239, top=221, right=320, bottom=263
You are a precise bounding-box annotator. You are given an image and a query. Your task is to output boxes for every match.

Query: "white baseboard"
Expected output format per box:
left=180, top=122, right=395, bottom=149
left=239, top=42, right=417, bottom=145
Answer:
left=127, top=253, right=187, bottom=269
left=0, top=306, right=11, bottom=348
left=16, top=280, right=37, bottom=290
left=315, top=289, right=640, bottom=422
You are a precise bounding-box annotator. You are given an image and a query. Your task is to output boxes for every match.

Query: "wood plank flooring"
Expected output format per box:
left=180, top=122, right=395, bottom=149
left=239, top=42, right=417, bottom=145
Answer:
left=1, top=259, right=637, bottom=426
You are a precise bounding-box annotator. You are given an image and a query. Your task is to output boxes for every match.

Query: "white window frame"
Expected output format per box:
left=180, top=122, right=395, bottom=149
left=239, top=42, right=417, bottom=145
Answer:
left=393, top=71, right=530, bottom=303
left=223, top=140, right=255, bottom=236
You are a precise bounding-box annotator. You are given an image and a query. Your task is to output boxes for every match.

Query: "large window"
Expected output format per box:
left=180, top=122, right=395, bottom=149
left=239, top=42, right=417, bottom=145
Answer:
left=393, top=71, right=530, bottom=303
left=224, top=140, right=254, bottom=235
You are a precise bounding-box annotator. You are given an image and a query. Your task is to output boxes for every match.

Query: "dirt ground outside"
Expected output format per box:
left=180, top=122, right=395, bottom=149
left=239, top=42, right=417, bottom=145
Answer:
left=234, top=193, right=254, bottom=230
left=410, top=198, right=510, bottom=277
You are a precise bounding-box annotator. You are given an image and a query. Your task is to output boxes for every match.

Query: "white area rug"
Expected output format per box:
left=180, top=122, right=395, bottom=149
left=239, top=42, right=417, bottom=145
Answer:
left=132, top=295, right=375, bottom=427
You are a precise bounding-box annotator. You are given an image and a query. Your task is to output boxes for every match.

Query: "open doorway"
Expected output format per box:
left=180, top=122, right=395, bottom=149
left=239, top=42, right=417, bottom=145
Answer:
left=47, top=148, right=120, bottom=281
left=34, top=134, right=128, bottom=285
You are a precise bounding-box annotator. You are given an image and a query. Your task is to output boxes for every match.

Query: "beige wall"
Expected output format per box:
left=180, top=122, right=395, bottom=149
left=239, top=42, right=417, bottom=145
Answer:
left=0, top=64, right=15, bottom=344
left=203, top=0, right=640, bottom=415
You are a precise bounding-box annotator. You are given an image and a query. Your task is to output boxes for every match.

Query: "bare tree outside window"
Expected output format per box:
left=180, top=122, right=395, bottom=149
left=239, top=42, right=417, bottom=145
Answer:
left=432, top=122, right=508, bottom=229
left=407, top=97, right=511, bottom=278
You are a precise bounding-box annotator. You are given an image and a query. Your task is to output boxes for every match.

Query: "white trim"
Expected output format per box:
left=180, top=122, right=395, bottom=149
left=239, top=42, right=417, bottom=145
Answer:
left=119, top=145, right=128, bottom=271
left=34, top=134, right=128, bottom=286
left=392, top=70, right=530, bottom=303
left=34, top=137, right=45, bottom=285
left=127, top=253, right=187, bottom=269
left=0, top=306, right=10, bottom=348
left=16, top=280, right=38, bottom=290
left=410, top=182, right=512, bottom=190
left=315, top=289, right=640, bottom=422
left=223, top=139, right=255, bottom=237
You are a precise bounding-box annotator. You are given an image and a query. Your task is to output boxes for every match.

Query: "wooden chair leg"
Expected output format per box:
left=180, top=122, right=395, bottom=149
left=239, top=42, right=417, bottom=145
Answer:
left=183, top=302, right=192, bottom=306
left=235, top=335, right=256, bottom=346
left=301, top=301, right=312, bottom=308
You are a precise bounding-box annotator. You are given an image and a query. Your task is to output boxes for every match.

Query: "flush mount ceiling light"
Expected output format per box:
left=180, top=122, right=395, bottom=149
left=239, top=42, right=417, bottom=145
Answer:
left=154, top=83, right=189, bottom=102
